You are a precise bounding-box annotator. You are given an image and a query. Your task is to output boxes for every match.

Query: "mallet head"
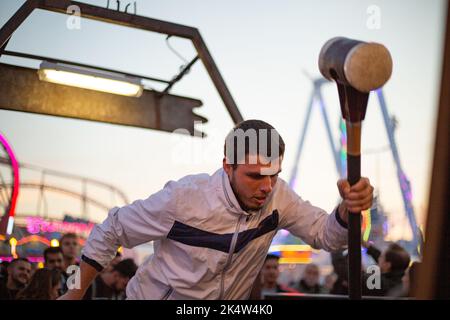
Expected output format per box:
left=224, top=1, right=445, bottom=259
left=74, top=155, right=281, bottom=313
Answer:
left=318, top=37, right=393, bottom=93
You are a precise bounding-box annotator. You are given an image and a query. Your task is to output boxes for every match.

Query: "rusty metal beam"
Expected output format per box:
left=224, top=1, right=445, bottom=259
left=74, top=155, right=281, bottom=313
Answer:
left=192, top=31, right=244, bottom=123
left=0, top=0, right=39, bottom=49
left=38, top=0, right=198, bottom=39
left=0, top=63, right=206, bottom=135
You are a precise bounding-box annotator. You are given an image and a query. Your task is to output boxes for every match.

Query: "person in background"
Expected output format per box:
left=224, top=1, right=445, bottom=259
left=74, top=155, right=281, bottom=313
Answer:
left=0, top=261, right=10, bottom=282
left=329, top=250, right=349, bottom=295
left=296, top=263, right=325, bottom=294
left=248, top=271, right=264, bottom=300
left=16, top=268, right=61, bottom=300
left=402, top=261, right=420, bottom=297
left=0, top=258, right=32, bottom=300
left=363, top=242, right=411, bottom=296
left=29, top=262, right=39, bottom=279
left=388, top=260, right=421, bottom=297
left=44, top=247, right=65, bottom=272
left=60, top=233, right=80, bottom=272
left=261, top=254, right=297, bottom=298
left=323, top=273, right=337, bottom=294
left=44, top=246, right=68, bottom=295
left=83, top=258, right=137, bottom=300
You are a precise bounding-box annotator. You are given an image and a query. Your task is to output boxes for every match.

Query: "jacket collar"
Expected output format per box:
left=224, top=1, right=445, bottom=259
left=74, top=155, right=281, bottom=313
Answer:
left=220, top=168, right=249, bottom=216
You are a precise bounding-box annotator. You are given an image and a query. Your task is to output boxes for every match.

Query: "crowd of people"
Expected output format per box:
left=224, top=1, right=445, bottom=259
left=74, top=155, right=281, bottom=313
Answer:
left=0, top=230, right=419, bottom=300
left=0, top=233, right=137, bottom=300
left=251, top=241, right=420, bottom=299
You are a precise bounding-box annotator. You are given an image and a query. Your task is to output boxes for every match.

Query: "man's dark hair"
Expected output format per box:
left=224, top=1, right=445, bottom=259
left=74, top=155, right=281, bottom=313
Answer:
left=60, top=233, right=78, bottom=243
left=265, top=254, right=280, bottom=262
left=113, top=259, right=137, bottom=279
left=384, top=243, right=410, bottom=273
left=9, top=258, right=31, bottom=267
left=43, top=246, right=63, bottom=262
left=8, top=258, right=32, bottom=268
left=224, top=120, right=285, bottom=167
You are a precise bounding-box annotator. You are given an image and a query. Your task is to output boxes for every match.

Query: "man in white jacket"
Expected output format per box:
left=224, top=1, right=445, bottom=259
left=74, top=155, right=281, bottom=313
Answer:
left=60, top=120, right=373, bottom=300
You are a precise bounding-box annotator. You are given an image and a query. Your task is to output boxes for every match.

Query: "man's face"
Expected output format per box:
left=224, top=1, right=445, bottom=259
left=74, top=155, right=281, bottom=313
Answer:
left=378, top=252, right=391, bottom=273
left=324, top=274, right=337, bottom=290
left=61, top=237, right=79, bottom=259
left=303, top=265, right=320, bottom=287
left=45, top=252, right=64, bottom=271
left=223, top=155, right=282, bottom=211
left=262, top=258, right=279, bottom=285
left=8, top=261, right=31, bottom=286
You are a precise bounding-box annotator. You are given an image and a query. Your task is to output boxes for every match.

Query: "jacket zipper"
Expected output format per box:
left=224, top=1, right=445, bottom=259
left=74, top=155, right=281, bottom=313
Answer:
left=218, top=214, right=245, bottom=299
left=161, top=287, right=173, bottom=300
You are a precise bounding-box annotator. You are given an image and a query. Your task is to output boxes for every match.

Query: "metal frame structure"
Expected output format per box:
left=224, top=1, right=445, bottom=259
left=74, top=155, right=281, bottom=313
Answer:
left=0, top=156, right=129, bottom=220
left=375, top=89, right=421, bottom=251
left=288, top=78, right=341, bottom=189
left=0, top=0, right=245, bottom=235
left=0, top=134, right=19, bottom=235
left=0, top=0, right=243, bottom=124
left=289, top=78, right=421, bottom=254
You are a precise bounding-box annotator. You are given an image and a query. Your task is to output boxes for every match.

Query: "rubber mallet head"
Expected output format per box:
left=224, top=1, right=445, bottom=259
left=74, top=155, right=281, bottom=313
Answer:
left=318, top=37, right=393, bottom=93
left=318, top=37, right=393, bottom=123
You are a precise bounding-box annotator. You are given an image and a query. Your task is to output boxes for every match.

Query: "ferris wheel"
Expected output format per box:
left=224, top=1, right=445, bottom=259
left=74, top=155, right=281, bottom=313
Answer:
left=0, top=132, right=19, bottom=236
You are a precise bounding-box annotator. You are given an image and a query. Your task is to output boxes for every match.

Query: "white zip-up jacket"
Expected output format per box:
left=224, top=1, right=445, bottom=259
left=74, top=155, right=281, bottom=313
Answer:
left=81, top=168, right=348, bottom=299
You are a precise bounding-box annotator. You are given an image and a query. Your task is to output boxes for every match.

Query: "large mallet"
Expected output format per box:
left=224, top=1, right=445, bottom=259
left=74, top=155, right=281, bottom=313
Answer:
left=319, top=37, right=392, bottom=299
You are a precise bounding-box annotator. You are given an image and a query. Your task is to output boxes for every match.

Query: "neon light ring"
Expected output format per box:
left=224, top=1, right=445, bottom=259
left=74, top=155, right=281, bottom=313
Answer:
left=0, top=132, right=19, bottom=235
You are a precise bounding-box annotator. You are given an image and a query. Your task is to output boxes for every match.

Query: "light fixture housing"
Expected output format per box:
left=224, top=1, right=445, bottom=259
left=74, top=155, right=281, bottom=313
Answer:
left=38, top=61, right=143, bottom=97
